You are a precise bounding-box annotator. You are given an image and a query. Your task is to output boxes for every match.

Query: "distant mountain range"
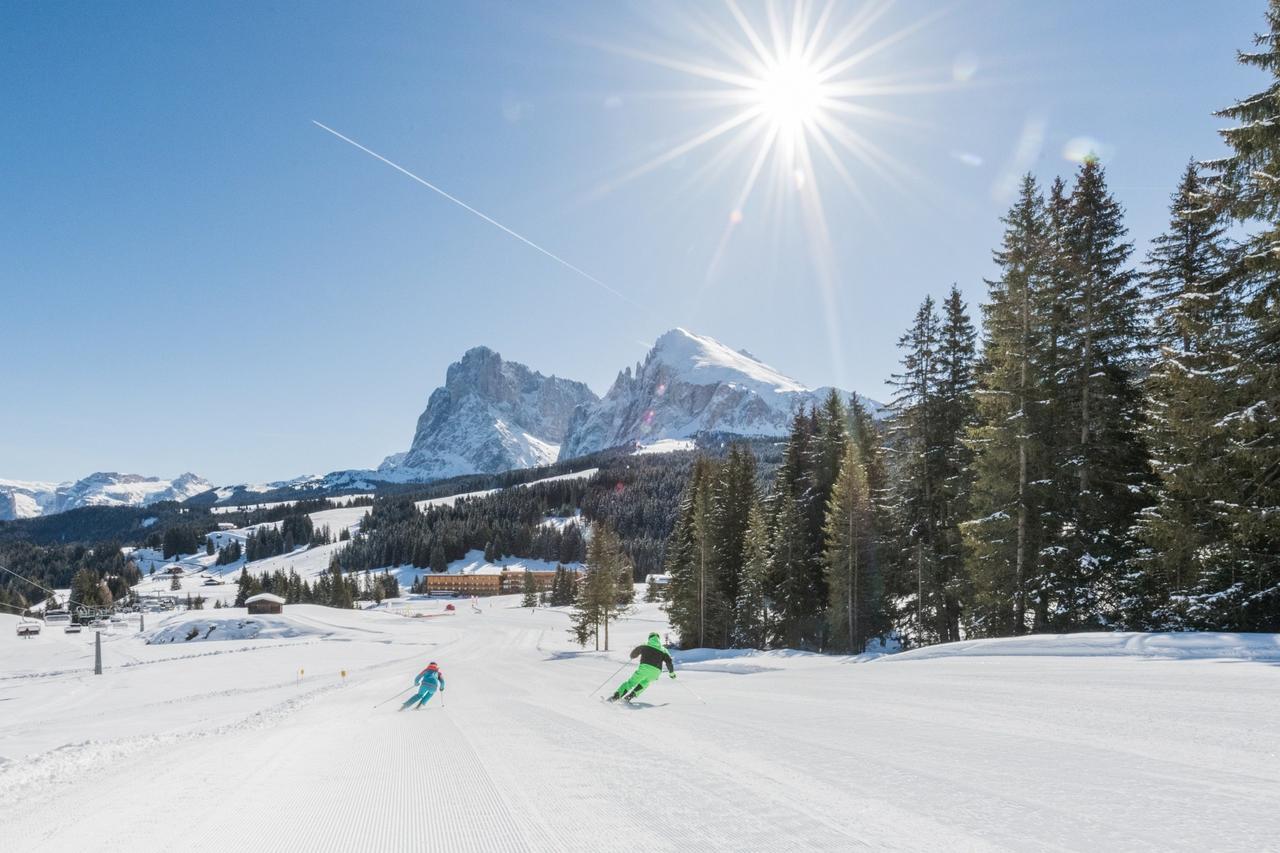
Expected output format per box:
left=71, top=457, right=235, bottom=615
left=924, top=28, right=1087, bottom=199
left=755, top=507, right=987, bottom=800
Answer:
left=0, top=472, right=211, bottom=521
left=1, top=329, right=879, bottom=519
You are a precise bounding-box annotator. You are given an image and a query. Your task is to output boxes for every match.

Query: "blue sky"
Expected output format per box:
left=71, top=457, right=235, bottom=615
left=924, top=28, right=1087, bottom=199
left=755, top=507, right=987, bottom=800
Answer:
left=0, top=0, right=1265, bottom=484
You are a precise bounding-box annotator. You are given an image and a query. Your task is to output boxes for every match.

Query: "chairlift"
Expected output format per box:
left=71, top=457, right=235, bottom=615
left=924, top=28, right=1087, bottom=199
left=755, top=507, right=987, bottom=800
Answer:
left=44, top=609, right=71, bottom=625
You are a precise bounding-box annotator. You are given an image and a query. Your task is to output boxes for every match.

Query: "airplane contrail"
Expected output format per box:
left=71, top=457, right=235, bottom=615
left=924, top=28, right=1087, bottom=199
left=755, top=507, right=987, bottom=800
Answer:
left=312, top=120, right=645, bottom=312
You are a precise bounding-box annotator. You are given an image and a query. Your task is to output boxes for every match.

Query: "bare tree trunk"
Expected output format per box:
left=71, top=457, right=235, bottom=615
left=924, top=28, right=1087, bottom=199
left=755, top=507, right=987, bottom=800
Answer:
left=698, top=535, right=706, bottom=649
left=852, top=518, right=860, bottom=654
left=916, top=542, right=924, bottom=643
left=1016, top=270, right=1030, bottom=636
left=1080, top=279, right=1094, bottom=496
left=1016, top=442, right=1028, bottom=635
left=847, top=511, right=855, bottom=651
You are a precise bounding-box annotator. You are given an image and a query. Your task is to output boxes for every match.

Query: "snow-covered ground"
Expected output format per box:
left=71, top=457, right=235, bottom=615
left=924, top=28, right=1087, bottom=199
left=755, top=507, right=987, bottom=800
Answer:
left=435, top=549, right=580, bottom=576
left=2, top=598, right=1278, bottom=852
left=206, top=503, right=371, bottom=551
left=633, top=438, right=696, bottom=455
left=413, top=467, right=597, bottom=513
left=209, top=494, right=373, bottom=515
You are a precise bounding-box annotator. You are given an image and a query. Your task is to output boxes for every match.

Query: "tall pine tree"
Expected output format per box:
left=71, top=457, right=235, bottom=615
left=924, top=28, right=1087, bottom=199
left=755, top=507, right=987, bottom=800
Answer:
left=662, top=459, right=713, bottom=647
left=824, top=439, right=882, bottom=652
left=1045, top=159, right=1149, bottom=630
left=1130, top=161, right=1241, bottom=628
left=1204, top=3, right=1280, bottom=630
left=965, top=175, right=1048, bottom=637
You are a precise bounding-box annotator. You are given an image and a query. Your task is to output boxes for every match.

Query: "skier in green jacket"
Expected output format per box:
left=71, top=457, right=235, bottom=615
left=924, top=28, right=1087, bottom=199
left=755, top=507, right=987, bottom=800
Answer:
left=608, top=632, right=676, bottom=702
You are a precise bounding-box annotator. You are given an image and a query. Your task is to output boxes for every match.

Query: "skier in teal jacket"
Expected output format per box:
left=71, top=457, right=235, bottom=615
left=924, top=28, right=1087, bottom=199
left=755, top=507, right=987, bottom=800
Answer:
left=609, top=633, right=675, bottom=702
left=401, top=661, right=445, bottom=710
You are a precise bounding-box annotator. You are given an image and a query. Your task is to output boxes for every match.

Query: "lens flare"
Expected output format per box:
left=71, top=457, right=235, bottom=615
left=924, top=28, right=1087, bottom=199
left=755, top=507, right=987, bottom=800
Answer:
left=591, top=1, right=949, bottom=382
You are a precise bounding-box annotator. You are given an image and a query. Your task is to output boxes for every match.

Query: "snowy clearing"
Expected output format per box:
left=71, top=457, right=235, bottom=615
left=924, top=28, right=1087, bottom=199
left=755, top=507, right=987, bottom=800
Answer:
left=209, top=494, right=373, bottom=515
left=413, top=467, right=597, bottom=513
left=633, top=438, right=696, bottom=455
left=2, top=604, right=1278, bottom=852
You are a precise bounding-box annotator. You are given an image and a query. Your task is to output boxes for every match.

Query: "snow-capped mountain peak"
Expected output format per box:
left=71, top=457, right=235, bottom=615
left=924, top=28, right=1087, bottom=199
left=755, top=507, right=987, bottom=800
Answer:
left=559, top=328, right=870, bottom=459
left=375, top=345, right=599, bottom=482
left=0, top=472, right=213, bottom=521
left=649, top=327, right=810, bottom=394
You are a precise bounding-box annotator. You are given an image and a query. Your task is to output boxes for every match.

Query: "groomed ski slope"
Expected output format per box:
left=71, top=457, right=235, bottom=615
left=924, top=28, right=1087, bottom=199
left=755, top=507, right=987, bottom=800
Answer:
left=2, top=603, right=1278, bottom=852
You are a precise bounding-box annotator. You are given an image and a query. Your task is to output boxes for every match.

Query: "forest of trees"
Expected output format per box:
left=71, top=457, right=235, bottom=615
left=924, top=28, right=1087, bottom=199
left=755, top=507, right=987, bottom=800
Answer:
left=243, top=513, right=333, bottom=561
left=663, top=402, right=889, bottom=652
left=336, top=451, right=699, bottom=582
left=660, top=15, right=1280, bottom=649
left=0, top=540, right=141, bottom=614
left=227, top=554, right=396, bottom=609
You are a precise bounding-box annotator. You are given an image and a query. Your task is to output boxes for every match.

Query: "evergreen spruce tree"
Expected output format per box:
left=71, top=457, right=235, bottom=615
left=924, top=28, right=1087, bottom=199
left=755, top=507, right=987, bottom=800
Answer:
left=848, top=396, right=893, bottom=594
left=617, top=560, right=637, bottom=605
left=568, top=522, right=626, bottom=649
left=707, top=444, right=757, bottom=646
left=824, top=439, right=881, bottom=652
left=662, top=458, right=714, bottom=647
left=1026, top=176, right=1079, bottom=631
left=521, top=570, right=538, bottom=607
left=550, top=565, right=574, bottom=607
left=934, top=285, right=978, bottom=639
left=810, top=391, right=850, bottom=549
left=1049, top=159, right=1149, bottom=630
left=734, top=500, right=771, bottom=649
left=887, top=296, right=944, bottom=645
left=71, top=567, right=103, bottom=607
left=328, top=554, right=352, bottom=609
left=966, top=176, right=1049, bottom=636
left=763, top=412, right=828, bottom=648
left=644, top=575, right=661, bottom=603
left=233, top=570, right=253, bottom=607
left=428, top=542, right=446, bottom=573
left=1204, top=4, right=1280, bottom=630
left=767, top=485, right=818, bottom=648
left=1129, top=161, right=1240, bottom=627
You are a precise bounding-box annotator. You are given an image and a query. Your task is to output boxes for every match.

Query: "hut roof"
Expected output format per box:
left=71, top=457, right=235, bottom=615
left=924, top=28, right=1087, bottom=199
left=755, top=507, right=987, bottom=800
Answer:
left=245, top=593, right=286, bottom=605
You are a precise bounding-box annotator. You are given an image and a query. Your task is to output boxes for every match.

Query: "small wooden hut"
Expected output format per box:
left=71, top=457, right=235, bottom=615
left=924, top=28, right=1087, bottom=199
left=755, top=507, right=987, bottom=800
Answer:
left=245, top=593, right=285, bottom=615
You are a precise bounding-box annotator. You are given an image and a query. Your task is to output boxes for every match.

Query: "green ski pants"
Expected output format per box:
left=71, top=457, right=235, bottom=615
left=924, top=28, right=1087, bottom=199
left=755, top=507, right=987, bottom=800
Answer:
left=615, top=662, right=661, bottom=698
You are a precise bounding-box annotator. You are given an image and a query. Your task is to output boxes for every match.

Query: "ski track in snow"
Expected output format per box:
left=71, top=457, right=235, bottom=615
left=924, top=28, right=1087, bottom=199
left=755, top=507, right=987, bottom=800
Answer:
left=2, top=605, right=1279, bottom=851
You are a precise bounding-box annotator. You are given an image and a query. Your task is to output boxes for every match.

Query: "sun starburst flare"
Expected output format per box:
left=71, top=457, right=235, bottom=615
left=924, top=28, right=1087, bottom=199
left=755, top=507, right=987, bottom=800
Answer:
left=591, top=0, right=950, bottom=380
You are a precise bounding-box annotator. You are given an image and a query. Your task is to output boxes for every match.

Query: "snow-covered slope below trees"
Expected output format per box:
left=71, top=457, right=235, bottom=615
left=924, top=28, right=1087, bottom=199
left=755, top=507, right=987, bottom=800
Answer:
left=560, top=328, right=877, bottom=459
left=0, top=472, right=211, bottom=521
left=891, top=630, right=1280, bottom=661
left=2, top=605, right=1278, bottom=852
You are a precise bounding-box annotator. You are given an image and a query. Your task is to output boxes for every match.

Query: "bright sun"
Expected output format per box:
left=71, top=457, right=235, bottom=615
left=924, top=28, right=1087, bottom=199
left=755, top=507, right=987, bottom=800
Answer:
left=753, top=56, right=827, bottom=135
left=595, top=0, right=943, bottom=416
left=601, top=0, right=937, bottom=212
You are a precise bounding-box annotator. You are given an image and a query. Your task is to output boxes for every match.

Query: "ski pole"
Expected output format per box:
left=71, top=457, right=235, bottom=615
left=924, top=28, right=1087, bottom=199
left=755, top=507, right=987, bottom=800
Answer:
left=587, top=662, right=629, bottom=698
left=373, top=686, right=414, bottom=709
left=673, top=674, right=706, bottom=705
